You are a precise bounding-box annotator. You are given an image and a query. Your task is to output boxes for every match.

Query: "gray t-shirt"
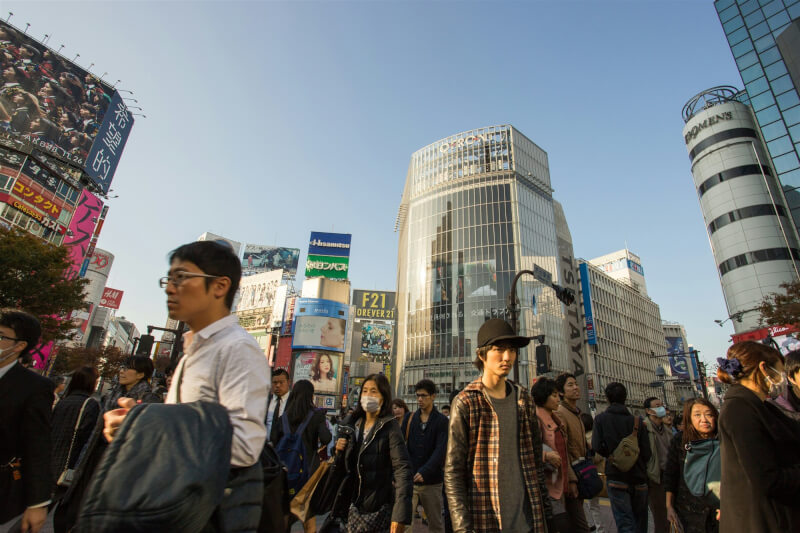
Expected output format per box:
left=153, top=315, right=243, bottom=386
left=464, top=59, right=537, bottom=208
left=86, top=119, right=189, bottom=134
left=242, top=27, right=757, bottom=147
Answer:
left=488, top=385, right=533, bottom=532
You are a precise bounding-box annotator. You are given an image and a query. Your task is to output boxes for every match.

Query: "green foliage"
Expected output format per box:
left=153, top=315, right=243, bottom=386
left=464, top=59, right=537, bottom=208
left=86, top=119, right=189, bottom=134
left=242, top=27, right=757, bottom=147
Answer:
left=49, top=344, right=128, bottom=381
left=0, top=225, right=89, bottom=344
left=758, top=279, right=800, bottom=329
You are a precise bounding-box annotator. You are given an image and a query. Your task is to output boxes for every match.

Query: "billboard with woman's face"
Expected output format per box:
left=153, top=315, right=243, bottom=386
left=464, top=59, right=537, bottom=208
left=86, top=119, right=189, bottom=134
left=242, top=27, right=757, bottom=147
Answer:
left=291, top=298, right=348, bottom=353
left=292, top=351, right=341, bottom=395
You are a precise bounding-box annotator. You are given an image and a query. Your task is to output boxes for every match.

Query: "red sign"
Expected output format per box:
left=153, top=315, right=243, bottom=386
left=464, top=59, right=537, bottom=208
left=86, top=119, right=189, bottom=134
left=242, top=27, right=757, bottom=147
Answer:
left=99, top=287, right=124, bottom=309
left=11, top=179, right=61, bottom=217
left=0, top=192, right=67, bottom=235
left=731, top=324, right=798, bottom=343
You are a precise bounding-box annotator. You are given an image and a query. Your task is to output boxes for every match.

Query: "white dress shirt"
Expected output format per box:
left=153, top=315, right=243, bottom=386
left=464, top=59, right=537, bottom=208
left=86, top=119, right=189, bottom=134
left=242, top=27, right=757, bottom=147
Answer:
left=266, top=390, right=290, bottom=437
left=166, top=315, right=269, bottom=467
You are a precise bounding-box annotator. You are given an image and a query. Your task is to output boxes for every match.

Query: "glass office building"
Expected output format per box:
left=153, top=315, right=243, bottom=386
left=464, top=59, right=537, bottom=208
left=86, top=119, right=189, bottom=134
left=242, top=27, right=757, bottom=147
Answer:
left=394, top=125, right=570, bottom=403
left=716, top=0, right=800, bottom=235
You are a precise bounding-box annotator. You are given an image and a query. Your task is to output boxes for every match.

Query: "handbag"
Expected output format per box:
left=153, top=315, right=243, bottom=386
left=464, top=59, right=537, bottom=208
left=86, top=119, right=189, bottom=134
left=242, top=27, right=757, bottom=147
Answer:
left=683, top=438, right=721, bottom=507
left=346, top=503, right=391, bottom=533
left=571, top=456, right=603, bottom=499
left=290, top=455, right=332, bottom=522
left=57, top=397, right=92, bottom=488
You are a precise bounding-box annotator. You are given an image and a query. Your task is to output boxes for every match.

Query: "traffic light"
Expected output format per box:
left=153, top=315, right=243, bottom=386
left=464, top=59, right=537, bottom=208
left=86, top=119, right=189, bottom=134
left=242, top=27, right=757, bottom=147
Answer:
left=535, top=345, right=552, bottom=374
left=552, top=285, right=576, bottom=306
left=136, top=334, right=155, bottom=356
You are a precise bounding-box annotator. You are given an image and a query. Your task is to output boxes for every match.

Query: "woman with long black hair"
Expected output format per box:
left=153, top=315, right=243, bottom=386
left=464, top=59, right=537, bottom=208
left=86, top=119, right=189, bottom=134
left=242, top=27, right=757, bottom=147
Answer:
left=329, top=373, right=412, bottom=533
left=271, top=379, right=331, bottom=533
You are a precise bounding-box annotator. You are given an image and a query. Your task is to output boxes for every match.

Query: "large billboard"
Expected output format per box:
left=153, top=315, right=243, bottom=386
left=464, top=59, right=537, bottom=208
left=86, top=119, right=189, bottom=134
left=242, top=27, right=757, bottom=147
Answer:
left=360, top=322, right=393, bottom=359
left=353, top=290, right=396, bottom=320
left=306, top=231, right=351, bottom=280
left=235, top=269, right=283, bottom=313
left=292, top=298, right=348, bottom=352
left=63, top=190, right=103, bottom=279
left=292, top=350, right=343, bottom=395
left=242, top=244, right=300, bottom=275
left=666, top=336, right=690, bottom=380
left=0, top=21, right=133, bottom=193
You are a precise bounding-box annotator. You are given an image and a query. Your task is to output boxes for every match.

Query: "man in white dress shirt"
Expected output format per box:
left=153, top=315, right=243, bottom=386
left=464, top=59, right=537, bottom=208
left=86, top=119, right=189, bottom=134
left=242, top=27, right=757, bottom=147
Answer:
left=265, top=368, right=290, bottom=438
left=105, top=240, right=269, bottom=531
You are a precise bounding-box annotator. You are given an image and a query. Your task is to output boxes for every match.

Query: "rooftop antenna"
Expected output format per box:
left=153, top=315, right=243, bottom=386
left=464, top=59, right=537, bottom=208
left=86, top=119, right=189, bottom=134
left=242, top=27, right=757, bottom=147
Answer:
left=23, top=22, right=30, bottom=34
left=5, top=12, right=12, bottom=22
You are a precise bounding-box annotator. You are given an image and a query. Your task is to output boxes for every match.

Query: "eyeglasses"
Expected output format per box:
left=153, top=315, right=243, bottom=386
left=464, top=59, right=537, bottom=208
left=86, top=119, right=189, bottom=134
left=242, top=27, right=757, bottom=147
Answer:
left=159, top=272, right=219, bottom=288
left=0, top=334, right=19, bottom=342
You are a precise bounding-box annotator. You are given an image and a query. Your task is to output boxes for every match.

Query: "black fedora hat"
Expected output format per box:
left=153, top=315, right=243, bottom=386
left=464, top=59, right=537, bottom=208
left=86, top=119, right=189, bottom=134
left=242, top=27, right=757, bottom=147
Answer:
left=477, top=319, right=531, bottom=348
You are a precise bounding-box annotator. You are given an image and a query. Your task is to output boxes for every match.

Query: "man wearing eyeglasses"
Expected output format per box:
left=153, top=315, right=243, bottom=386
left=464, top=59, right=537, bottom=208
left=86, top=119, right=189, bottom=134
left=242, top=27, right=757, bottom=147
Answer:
left=403, top=379, right=448, bottom=533
left=104, top=241, right=269, bottom=532
left=0, top=309, right=53, bottom=533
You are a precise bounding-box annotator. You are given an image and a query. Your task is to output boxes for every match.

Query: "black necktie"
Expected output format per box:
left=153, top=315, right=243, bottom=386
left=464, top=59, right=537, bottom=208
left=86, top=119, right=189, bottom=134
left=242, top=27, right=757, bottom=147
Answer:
left=275, top=395, right=282, bottom=418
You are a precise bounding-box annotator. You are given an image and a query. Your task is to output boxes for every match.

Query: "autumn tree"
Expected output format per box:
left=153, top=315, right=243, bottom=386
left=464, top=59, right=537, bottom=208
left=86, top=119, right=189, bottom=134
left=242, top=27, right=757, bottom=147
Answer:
left=758, top=279, right=800, bottom=329
left=0, top=225, right=89, bottom=344
left=49, top=344, right=129, bottom=381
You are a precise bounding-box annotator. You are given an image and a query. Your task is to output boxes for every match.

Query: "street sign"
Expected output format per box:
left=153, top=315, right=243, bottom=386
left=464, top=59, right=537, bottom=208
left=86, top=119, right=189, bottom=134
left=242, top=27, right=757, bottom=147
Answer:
left=533, top=264, right=552, bottom=286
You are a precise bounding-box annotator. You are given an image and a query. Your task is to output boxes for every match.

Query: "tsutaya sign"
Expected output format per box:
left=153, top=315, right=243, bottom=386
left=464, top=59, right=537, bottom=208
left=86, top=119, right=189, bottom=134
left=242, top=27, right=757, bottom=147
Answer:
left=684, top=111, right=733, bottom=143
left=438, top=130, right=509, bottom=153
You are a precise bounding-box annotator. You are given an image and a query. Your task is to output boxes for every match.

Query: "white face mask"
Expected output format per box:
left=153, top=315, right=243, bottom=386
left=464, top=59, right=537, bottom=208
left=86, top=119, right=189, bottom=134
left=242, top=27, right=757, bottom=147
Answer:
left=764, top=366, right=787, bottom=399
left=0, top=344, right=19, bottom=364
left=360, top=395, right=381, bottom=413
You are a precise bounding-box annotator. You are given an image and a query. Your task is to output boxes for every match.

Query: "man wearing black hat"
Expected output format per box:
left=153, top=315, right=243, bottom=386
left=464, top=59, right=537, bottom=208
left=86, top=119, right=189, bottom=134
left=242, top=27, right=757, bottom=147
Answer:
left=444, top=319, right=551, bottom=532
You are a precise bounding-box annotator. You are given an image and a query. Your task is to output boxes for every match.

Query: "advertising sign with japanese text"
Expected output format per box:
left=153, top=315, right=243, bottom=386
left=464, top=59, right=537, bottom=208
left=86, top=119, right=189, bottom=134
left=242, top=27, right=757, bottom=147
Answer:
left=0, top=21, right=123, bottom=175
left=578, top=263, right=597, bottom=345
left=243, top=245, right=300, bottom=275
left=99, top=287, right=124, bottom=309
left=292, top=298, right=348, bottom=352
left=86, top=92, right=133, bottom=193
left=63, top=190, right=103, bottom=279
left=10, top=177, right=63, bottom=220
left=353, top=290, right=396, bottom=320
left=305, top=254, right=349, bottom=279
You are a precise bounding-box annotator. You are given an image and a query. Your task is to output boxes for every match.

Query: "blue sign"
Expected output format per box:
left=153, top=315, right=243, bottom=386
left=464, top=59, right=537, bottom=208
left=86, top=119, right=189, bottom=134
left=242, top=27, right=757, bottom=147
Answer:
left=292, top=298, right=349, bottom=352
left=579, top=263, right=597, bottom=345
left=85, top=92, right=134, bottom=194
left=308, top=231, right=352, bottom=257
left=627, top=259, right=644, bottom=276
left=79, top=257, right=90, bottom=277
left=666, top=336, right=690, bottom=379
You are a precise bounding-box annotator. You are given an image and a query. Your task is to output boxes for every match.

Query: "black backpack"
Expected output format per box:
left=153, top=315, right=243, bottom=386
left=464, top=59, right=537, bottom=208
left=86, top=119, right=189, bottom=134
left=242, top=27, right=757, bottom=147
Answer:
left=76, top=402, right=232, bottom=532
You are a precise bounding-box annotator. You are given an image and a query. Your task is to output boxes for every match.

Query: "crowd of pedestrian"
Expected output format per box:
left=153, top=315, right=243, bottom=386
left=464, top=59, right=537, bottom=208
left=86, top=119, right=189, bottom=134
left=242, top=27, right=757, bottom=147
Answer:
left=1, top=240, right=799, bottom=533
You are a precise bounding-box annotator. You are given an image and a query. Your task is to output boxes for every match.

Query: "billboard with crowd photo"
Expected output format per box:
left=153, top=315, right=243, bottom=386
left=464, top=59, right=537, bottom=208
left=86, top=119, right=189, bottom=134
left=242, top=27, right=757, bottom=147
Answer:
left=0, top=21, right=133, bottom=193
left=242, top=244, right=300, bottom=276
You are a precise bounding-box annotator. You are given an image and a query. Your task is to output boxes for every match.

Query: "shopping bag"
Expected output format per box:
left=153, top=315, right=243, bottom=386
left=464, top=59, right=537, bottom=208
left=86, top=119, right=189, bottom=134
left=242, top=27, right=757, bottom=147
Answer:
left=290, top=459, right=332, bottom=522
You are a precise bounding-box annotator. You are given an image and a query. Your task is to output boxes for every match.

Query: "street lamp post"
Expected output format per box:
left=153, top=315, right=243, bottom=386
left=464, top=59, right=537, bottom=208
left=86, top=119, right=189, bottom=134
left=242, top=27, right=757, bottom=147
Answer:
left=507, top=266, right=575, bottom=382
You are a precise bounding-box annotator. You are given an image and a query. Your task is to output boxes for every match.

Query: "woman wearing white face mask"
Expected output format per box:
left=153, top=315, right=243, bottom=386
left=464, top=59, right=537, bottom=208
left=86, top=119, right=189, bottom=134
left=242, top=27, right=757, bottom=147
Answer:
left=717, top=341, right=800, bottom=533
left=327, top=373, right=412, bottom=533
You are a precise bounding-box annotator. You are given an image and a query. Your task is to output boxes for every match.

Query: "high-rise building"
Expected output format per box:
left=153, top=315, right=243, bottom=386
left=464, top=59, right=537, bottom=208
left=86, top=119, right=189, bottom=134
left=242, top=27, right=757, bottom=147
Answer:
left=681, top=87, right=800, bottom=332
left=715, top=0, right=800, bottom=233
left=394, top=125, right=575, bottom=402
left=577, top=258, right=677, bottom=413
left=588, top=249, right=648, bottom=296
left=662, top=321, right=703, bottom=403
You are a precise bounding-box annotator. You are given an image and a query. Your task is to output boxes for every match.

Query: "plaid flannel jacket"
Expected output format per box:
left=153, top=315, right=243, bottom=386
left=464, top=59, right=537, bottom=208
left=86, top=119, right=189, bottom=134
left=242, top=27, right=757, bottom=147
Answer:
left=444, top=378, right=551, bottom=532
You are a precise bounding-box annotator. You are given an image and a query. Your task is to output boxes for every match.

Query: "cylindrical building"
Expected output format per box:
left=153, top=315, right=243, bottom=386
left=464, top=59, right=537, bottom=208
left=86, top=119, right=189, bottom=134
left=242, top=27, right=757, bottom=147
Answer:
left=682, top=86, right=800, bottom=333
left=394, top=125, right=572, bottom=404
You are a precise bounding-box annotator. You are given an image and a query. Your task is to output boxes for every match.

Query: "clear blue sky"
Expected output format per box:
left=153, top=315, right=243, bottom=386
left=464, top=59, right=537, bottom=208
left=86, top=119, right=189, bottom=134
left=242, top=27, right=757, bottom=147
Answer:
left=11, top=1, right=745, bottom=369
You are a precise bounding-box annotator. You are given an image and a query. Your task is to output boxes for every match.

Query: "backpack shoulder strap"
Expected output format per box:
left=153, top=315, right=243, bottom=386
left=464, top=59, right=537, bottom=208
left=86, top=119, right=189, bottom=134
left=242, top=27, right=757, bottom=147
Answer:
left=295, top=410, right=314, bottom=436
left=632, top=416, right=640, bottom=436
left=404, top=412, right=412, bottom=442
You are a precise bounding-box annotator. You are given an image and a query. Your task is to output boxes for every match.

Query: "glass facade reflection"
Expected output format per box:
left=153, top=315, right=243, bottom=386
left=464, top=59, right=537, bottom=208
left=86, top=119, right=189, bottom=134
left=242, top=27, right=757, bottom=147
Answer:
left=395, top=125, right=567, bottom=403
left=716, top=0, right=800, bottom=235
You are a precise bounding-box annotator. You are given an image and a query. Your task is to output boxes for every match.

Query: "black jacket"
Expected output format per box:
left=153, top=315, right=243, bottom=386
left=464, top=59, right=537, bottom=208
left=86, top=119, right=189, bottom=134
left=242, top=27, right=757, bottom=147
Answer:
left=592, top=403, right=651, bottom=485
left=719, top=384, right=800, bottom=533
left=270, top=409, right=331, bottom=472
left=330, top=414, right=412, bottom=524
left=51, top=393, right=101, bottom=484
left=0, top=363, right=54, bottom=522
left=404, top=407, right=448, bottom=485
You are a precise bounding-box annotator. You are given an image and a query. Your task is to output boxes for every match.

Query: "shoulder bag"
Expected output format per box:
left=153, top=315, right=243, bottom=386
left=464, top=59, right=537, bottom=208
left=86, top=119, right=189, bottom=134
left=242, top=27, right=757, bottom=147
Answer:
left=683, top=437, right=720, bottom=507
left=57, top=397, right=92, bottom=488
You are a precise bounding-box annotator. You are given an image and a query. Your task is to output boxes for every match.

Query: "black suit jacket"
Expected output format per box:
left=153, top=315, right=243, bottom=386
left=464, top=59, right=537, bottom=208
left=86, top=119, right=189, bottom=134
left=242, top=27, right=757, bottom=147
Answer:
left=0, top=363, right=54, bottom=520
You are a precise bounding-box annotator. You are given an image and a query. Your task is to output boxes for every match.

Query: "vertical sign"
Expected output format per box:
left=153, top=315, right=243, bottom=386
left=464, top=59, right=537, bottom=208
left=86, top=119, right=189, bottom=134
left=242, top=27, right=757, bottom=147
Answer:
left=63, top=190, right=104, bottom=279
left=578, top=263, right=597, bottom=345
left=86, top=92, right=134, bottom=194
